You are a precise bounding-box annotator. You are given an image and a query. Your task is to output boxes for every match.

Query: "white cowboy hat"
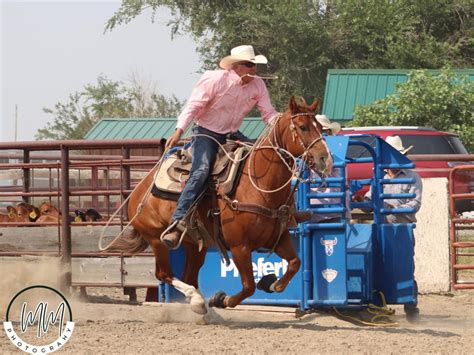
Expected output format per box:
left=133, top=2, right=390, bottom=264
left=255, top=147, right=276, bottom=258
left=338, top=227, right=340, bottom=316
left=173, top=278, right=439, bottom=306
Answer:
left=219, top=45, right=268, bottom=70
left=385, top=135, right=413, bottom=154
left=315, top=114, right=341, bottom=134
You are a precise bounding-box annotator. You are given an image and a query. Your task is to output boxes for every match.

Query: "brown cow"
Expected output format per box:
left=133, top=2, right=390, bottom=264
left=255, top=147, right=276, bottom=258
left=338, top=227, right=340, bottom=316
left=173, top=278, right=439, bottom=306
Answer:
left=16, top=202, right=40, bottom=222
left=0, top=206, right=30, bottom=223
left=38, top=201, right=60, bottom=218
left=37, top=202, right=60, bottom=223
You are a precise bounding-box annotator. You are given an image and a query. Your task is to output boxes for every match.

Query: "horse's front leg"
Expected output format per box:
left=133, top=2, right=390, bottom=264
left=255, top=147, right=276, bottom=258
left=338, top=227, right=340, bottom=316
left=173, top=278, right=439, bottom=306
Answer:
left=261, top=231, right=300, bottom=293
left=182, top=242, right=207, bottom=289
left=209, top=245, right=255, bottom=309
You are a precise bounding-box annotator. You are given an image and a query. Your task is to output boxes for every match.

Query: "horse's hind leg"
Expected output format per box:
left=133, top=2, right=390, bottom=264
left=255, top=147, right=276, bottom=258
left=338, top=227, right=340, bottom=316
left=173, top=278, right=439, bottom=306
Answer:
left=268, top=231, right=301, bottom=293
left=149, top=239, right=207, bottom=315
left=210, top=246, right=255, bottom=309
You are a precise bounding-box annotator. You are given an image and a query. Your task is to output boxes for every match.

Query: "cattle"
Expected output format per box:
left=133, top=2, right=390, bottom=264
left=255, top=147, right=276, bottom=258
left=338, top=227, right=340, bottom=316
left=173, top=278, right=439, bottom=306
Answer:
left=38, top=201, right=60, bottom=218
left=37, top=201, right=60, bottom=223
left=0, top=205, right=30, bottom=223
left=16, top=202, right=40, bottom=222
left=75, top=208, right=104, bottom=222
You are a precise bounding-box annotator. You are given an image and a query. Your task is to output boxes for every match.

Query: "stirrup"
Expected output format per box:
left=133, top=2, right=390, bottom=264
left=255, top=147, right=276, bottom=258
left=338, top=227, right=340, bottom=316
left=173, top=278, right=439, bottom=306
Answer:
left=160, top=220, right=188, bottom=250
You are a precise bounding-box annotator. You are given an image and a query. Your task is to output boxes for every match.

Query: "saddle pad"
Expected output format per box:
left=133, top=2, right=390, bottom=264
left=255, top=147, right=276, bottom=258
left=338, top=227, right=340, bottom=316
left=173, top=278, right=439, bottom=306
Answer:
left=153, top=146, right=249, bottom=196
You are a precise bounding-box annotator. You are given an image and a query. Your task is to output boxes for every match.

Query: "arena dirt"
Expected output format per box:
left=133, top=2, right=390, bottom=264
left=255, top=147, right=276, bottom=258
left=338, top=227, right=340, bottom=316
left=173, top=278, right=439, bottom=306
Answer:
left=0, top=258, right=473, bottom=354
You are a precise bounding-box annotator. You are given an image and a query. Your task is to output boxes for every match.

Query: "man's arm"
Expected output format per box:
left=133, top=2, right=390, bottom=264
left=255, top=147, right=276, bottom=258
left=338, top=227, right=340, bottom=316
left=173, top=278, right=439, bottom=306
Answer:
left=255, top=80, right=279, bottom=124
left=166, top=71, right=218, bottom=150
left=165, top=128, right=184, bottom=150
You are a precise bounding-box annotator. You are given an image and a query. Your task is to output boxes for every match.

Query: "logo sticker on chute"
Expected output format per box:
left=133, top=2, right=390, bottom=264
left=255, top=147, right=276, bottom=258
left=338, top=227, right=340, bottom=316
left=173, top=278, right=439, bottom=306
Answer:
left=320, top=238, right=338, bottom=256
left=322, top=268, right=338, bottom=283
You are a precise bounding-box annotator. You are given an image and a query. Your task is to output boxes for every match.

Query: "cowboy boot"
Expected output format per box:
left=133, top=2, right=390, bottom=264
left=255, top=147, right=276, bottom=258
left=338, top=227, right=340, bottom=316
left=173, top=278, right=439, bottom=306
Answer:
left=160, top=220, right=187, bottom=249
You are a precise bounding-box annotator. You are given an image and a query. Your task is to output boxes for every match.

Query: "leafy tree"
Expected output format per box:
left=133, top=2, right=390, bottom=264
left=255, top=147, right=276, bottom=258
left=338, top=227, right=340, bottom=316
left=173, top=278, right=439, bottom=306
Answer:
left=36, top=75, right=184, bottom=140
left=350, top=68, right=474, bottom=152
left=105, top=0, right=473, bottom=109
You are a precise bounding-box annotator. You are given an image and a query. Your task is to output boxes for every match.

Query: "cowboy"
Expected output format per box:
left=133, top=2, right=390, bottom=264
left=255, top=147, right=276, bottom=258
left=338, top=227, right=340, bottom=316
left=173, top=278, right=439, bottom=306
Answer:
left=161, top=45, right=279, bottom=249
left=362, top=135, right=422, bottom=319
left=363, top=135, right=422, bottom=224
left=309, top=115, right=351, bottom=223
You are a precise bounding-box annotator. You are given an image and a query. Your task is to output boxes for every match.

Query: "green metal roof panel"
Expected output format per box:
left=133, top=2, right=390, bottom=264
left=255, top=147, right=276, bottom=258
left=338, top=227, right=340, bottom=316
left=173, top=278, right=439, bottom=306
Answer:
left=322, top=69, right=473, bottom=121
left=85, top=118, right=267, bottom=140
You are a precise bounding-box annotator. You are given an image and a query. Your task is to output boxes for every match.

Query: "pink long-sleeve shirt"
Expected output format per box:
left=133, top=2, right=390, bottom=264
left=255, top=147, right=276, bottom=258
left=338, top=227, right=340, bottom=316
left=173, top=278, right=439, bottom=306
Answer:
left=176, top=69, right=278, bottom=134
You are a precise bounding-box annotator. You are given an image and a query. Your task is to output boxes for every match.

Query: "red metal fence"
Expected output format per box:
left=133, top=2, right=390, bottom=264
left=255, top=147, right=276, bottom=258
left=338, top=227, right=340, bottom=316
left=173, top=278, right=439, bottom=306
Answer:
left=0, top=139, right=164, bottom=297
left=448, top=165, right=474, bottom=289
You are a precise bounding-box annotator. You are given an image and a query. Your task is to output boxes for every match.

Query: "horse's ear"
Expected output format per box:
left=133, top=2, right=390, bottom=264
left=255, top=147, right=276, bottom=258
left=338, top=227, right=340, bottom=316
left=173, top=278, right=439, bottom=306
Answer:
left=288, top=96, right=298, bottom=114
left=288, top=96, right=306, bottom=113
left=309, top=98, right=321, bottom=112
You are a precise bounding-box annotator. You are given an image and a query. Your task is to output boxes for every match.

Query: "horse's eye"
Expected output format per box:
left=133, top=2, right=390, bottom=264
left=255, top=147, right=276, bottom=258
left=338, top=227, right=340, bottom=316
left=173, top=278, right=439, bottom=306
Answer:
left=299, top=125, right=308, bottom=132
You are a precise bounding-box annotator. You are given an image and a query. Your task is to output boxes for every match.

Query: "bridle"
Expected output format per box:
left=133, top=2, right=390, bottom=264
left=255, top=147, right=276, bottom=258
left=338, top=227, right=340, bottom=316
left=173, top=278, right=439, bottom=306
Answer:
left=246, top=109, right=326, bottom=193
left=272, top=111, right=324, bottom=166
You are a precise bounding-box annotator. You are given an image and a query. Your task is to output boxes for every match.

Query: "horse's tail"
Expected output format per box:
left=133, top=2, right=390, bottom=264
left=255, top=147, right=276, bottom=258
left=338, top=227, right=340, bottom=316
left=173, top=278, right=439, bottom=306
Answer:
left=102, top=227, right=148, bottom=254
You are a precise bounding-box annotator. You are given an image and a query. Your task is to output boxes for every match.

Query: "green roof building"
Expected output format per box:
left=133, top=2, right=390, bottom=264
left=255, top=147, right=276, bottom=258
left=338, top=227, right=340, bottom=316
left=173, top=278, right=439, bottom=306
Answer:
left=85, top=117, right=267, bottom=140
left=322, top=69, right=474, bottom=123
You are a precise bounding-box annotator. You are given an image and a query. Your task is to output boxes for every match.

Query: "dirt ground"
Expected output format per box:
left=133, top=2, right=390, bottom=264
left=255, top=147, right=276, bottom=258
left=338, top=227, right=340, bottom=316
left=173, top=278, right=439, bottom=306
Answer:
left=1, top=285, right=473, bottom=354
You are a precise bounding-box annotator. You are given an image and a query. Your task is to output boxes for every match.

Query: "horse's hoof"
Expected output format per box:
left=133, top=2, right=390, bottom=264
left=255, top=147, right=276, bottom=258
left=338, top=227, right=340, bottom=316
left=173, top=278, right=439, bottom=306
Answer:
left=190, top=291, right=207, bottom=314
left=191, top=301, right=208, bottom=315
left=257, top=273, right=278, bottom=293
left=209, top=291, right=227, bottom=308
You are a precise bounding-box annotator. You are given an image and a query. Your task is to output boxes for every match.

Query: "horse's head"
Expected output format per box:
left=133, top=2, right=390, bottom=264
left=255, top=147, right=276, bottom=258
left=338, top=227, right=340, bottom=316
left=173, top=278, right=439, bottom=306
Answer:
left=276, top=96, right=333, bottom=176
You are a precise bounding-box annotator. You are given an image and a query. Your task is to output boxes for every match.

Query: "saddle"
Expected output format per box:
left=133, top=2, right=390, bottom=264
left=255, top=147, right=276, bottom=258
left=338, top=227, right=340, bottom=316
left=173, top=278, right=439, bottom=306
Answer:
left=152, top=143, right=249, bottom=264
left=153, top=143, right=249, bottom=198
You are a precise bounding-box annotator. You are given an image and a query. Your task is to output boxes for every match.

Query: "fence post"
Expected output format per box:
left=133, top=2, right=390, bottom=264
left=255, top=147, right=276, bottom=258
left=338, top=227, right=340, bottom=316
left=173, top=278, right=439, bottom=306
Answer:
left=22, top=150, right=30, bottom=204
left=122, top=147, right=131, bottom=220
left=60, top=146, right=72, bottom=294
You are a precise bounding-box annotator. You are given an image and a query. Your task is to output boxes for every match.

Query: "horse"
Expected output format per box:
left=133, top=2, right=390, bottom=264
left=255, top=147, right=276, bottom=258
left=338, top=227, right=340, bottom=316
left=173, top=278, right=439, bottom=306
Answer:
left=104, top=96, right=333, bottom=314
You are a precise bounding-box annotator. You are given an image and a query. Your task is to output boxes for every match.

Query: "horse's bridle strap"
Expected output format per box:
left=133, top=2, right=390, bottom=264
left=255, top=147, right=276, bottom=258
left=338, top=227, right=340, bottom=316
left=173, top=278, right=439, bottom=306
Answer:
left=288, top=112, right=324, bottom=151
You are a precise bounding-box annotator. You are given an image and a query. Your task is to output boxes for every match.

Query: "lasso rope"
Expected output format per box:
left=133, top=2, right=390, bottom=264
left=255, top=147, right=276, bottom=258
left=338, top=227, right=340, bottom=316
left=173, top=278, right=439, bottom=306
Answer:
left=246, top=116, right=300, bottom=193
left=331, top=292, right=398, bottom=327
left=98, top=155, right=164, bottom=251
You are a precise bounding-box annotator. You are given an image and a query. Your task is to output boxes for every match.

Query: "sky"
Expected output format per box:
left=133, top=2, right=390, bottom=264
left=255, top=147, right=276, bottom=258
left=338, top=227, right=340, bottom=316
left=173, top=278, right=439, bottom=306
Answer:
left=1, top=0, right=201, bottom=142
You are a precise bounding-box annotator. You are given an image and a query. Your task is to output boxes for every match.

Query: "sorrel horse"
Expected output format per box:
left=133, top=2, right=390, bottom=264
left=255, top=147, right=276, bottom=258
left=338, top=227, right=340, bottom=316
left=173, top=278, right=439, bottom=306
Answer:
left=104, top=96, right=333, bottom=314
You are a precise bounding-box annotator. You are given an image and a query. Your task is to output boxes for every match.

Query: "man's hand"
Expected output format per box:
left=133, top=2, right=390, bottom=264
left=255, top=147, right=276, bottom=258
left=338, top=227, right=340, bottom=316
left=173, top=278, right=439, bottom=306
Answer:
left=165, top=128, right=183, bottom=150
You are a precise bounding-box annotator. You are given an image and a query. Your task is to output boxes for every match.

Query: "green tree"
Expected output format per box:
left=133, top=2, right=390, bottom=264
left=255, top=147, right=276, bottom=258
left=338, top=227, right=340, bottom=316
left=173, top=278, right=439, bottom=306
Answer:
left=350, top=68, right=474, bottom=152
left=36, top=75, right=184, bottom=140
left=105, top=0, right=473, bottom=109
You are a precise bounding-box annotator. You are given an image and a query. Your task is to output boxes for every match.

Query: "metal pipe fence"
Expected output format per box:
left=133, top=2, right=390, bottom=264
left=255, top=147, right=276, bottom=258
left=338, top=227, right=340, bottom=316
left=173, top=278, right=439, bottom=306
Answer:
left=0, top=139, right=164, bottom=293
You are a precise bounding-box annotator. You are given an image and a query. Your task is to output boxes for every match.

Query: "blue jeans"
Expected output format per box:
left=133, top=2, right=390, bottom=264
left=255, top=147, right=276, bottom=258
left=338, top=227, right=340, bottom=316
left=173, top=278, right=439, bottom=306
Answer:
left=172, top=126, right=228, bottom=222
